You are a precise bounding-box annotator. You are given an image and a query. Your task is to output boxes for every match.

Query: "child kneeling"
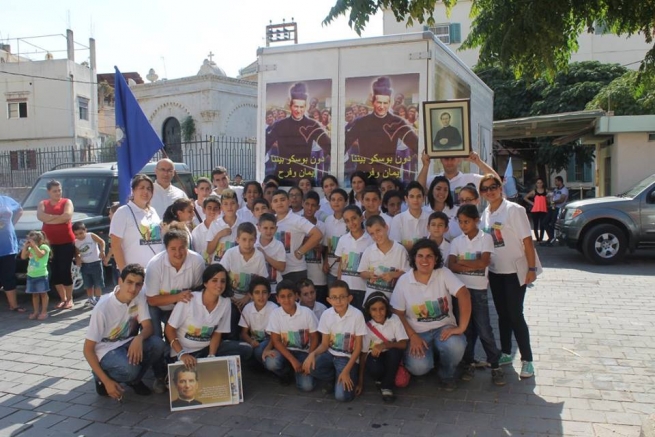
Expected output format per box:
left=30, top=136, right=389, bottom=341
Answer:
left=238, top=276, right=278, bottom=366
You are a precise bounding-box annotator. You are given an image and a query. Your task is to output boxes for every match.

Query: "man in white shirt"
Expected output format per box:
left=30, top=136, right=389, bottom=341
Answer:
left=545, top=175, right=569, bottom=245
left=83, top=264, right=167, bottom=400
left=418, top=152, right=499, bottom=206
left=150, top=158, right=188, bottom=218
left=211, top=166, right=243, bottom=207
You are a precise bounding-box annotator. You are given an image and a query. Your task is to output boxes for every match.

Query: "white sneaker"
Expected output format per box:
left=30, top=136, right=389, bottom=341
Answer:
left=86, top=298, right=96, bottom=307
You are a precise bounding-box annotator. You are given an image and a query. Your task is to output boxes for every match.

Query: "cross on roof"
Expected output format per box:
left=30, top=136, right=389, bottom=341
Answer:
left=207, top=51, right=214, bottom=62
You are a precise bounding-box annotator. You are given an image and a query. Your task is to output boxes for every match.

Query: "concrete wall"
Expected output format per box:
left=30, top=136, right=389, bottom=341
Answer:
left=612, top=132, right=655, bottom=194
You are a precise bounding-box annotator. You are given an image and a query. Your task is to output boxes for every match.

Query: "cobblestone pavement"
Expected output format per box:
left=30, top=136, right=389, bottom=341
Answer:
left=0, top=246, right=653, bottom=436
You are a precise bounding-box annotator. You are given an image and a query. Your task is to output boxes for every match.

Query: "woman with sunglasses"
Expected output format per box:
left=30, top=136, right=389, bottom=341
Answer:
left=478, top=175, right=537, bottom=380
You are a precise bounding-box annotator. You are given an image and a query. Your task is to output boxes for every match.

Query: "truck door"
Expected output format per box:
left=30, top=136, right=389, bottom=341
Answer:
left=640, top=185, right=655, bottom=242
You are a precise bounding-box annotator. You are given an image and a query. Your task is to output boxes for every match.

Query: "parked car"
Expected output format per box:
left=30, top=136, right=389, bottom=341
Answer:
left=14, top=162, right=195, bottom=290
left=556, top=174, right=655, bottom=264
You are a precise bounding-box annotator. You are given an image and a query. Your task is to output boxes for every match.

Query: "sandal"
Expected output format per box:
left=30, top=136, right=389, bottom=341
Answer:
left=28, top=313, right=38, bottom=320
left=37, top=313, right=48, bottom=320
left=55, top=301, right=66, bottom=309
left=9, top=307, right=27, bottom=313
left=64, top=300, right=74, bottom=309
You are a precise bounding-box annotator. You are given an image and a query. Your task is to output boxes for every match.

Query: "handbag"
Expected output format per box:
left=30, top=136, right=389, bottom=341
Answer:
left=366, top=322, right=411, bottom=388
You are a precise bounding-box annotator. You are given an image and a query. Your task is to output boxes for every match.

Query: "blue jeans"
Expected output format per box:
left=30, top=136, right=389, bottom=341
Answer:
left=463, top=289, right=501, bottom=367
left=97, top=336, right=167, bottom=384
left=149, top=306, right=172, bottom=339
left=403, top=326, right=466, bottom=381
left=264, top=349, right=315, bottom=392
left=81, top=261, right=105, bottom=289
left=312, top=352, right=359, bottom=402
left=252, top=339, right=270, bottom=365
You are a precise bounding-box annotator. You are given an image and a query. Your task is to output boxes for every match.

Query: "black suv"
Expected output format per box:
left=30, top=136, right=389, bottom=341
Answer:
left=14, top=162, right=195, bottom=288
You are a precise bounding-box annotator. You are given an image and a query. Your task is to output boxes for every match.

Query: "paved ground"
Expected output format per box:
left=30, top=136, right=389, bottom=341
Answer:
left=0, top=245, right=654, bottom=437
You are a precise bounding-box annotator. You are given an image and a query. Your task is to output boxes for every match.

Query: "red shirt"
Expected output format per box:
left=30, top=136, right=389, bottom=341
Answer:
left=42, top=198, right=75, bottom=245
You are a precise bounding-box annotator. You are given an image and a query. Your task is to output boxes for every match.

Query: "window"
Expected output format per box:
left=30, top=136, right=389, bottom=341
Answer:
left=648, top=133, right=655, bottom=142
left=428, top=23, right=462, bottom=45
left=8, top=101, right=27, bottom=119
left=10, top=150, right=37, bottom=170
left=78, top=97, right=89, bottom=121
left=567, top=154, right=593, bottom=183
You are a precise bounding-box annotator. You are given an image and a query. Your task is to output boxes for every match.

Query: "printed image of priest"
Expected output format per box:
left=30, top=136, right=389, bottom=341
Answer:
left=344, top=76, right=419, bottom=183
left=171, top=367, right=202, bottom=409
left=432, top=111, right=463, bottom=151
left=265, top=82, right=331, bottom=186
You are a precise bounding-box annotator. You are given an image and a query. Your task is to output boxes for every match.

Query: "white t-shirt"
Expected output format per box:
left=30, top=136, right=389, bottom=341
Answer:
left=144, top=250, right=205, bottom=311
left=167, top=291, right=231, bottom=356
left=266, top=304, right=318, bottom=352
left=75, top=234, right=101, bottom=264
left=449, top=231, right=494, bottom=290
left=255, top=238, right=285, bottom=291
left=363, top=314, right=408, bottom=353
left=323, top=215, right=347, bottom=277
left=357, top=242, right=409, bottom=300
left=389, top=209, right=431, bottom=248
left=236, top=206, right=257, bottom=225
left=303, top=301, right=327, bottom=320
left=110, top=201, right=164, bottom=268
left=317, top=306, right=368, bottom=358
left=86, top=288, right=150, bottom=361
left=439, top=239, right=451, bottom=267
left=304, top=220, right=326, bottom=286
left=427, top=171, right=483, bottom=206
left=317, top=197, right=333, bottom=222
left=220, top=246, right=268, bottom=296
left=151, top=181, right=188, bottom=219
left=206, top=216, right=242, bottom=264
left=481, top=199, right=532, bottom=274
left=191, top=221, right=212, bottom=263
left=275, top=213, right=317, bottom=274
left=192, top=200, right=206, bottom=227
left=334, top=232, right=373, bottom=292
left=390, top=269, right=464, bottom=333
left=238, top=301, right=278, bottom=342
left=552, top=186, right=569, bottom=207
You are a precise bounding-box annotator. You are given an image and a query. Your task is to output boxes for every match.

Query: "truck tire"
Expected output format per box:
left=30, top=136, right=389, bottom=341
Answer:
left=582, top=224, right=627, bottom=265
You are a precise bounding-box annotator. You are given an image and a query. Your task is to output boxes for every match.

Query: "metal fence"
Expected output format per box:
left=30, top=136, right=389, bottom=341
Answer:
left=0, top=136, right=256, bottom=188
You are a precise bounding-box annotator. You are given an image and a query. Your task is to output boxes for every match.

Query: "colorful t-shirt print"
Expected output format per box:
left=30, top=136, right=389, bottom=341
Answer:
left=303, top=236, right=323, bottom=264
left=103, top=305, right=139, bottom=343
left=484, top=222, right=505, bottom=248
left=250, top=328, right=267, bottom=342
left=275, top=231, right=292, bottom=253
left=160, top=288, right=182, bottom=296
left=327, top=235, right=341, bottom=258
left=401, top=237, right=420, bottom=248
left=230, top=271, right=255, bottom=295
left=213, top=240, right=237, bottom=263
left=139, top=219, right=162, bottom=246
left=367, top=266, right=400, bottom=293
left=411, top=298, right=450, bottom=323
left=329, top=332, right=356, bottom=355
left=184, top=324, right=215, bottom=342
left=281, top=328, right=311, bottom=351
left=456, top=251, right=485, bottom=276
left=340, top=252, right=363, bottom=277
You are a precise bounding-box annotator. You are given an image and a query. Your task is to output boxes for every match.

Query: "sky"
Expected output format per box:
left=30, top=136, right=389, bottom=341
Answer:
left=1, top=0, right=384, bottom=79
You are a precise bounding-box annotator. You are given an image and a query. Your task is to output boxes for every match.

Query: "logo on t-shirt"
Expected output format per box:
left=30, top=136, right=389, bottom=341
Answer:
left=139, top=221, right=162, bottom=246
left=303, top=237, right=323, bottom=263
left=213, top=240, right=237, bottom=262
left=250, top=329, right=267, bottom=342
left=230, top=271, right=255, bottom=295
left=368, top=266, right=400, bottom=292
left=327, top=236, right=341, bottom=257
left=102, top=307, right=139, bottom=343
left=484, top=222, right=505, bottom=248
left=340, top=252, right=363, bottom=277
left=184, top=324, right=215, bottom=342
left=411, top=298, right=450, bottom=323
left=274, top=231, right=292, bottom=253
left=457, top=252, right=485, bottom=276
left=329, top=332, right=356, bottom=355
left=281, top=329, right=311, bottom=350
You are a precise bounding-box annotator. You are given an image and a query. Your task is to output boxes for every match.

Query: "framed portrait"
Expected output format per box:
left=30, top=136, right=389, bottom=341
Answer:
left=422, top=99, right=471, bottom=159
left=168, top=356, right=243, bottom=411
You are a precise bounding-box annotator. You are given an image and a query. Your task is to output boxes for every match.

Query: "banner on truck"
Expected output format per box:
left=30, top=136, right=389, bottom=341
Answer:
left=265, top=79, right=333, bottom=186
left=343, top=73, right=420, bottom=186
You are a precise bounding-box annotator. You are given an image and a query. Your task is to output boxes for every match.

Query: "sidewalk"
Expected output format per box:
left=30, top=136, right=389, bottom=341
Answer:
left=0, top=246, right=653, bottom=436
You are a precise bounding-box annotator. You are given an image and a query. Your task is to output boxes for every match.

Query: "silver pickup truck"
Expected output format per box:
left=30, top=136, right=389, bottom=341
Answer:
left=556, top=174, right=655, bottom=264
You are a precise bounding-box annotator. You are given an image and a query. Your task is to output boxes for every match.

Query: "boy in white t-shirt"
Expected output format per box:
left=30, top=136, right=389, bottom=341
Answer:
left=427, top=211, right=451, bottom=266
left=304, top=280, right=367, bottom=402
left=361, top=186, right=392, bottom=227
left=302, top=191, right=327, bottom=302
left=358, top=215, right=409, bottom=301
left=323, top=188, right=348, bottom=290
left=252, top=198, right=270, bottom=223
left=256, top=213, right=286, bottom=296
left=238, top=276, right=278, bottom=365
left=73, top=222, right=106, bottom=307
left=265, top=280, right=320, bottom=390
left=83, top=264, right=167, bottom=400
left=192, top=178, right=213, bottom=227
left=191, top=195, right=221, bottom=264
left=206, top=189, right=241, bottom=264
left=298, top=278, right=327, bottom=320
left=448, top=205, right=505, bottom=386
left=390, top=181, right=431, bottom=252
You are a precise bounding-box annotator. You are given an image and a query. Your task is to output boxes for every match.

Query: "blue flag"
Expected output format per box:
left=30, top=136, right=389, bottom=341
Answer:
left=114, top=66, right=164, bottom=204
left=503, top=158, right=518, bottom=198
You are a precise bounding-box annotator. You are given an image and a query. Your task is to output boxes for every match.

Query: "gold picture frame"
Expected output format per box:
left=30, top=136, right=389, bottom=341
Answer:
left=422, top=99, right=471, bottom=158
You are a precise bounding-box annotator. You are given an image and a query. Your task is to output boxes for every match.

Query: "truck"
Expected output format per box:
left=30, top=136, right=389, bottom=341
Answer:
left=256, top=32, right=494, bottom=187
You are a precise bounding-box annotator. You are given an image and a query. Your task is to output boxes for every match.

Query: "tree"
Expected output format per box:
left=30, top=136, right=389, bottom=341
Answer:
left=324, top=0, right=655, bottom=79
left=586, top=71, right=655, bottom=115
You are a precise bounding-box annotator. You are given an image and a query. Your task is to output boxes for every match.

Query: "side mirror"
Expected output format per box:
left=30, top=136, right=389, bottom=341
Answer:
left=648, top=191, right=655, bottom=203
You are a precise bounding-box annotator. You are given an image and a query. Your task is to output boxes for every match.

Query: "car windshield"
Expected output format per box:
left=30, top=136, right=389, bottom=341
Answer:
left=621, top=174, right=655, bottom=198
left=22, top=176, right=111, bottom=213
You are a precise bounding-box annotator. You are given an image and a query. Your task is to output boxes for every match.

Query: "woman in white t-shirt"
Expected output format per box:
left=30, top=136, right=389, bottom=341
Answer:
left=479, top=174, right=537, bottom=380
left=164, top=263, right=253, bottom=367
left=110, top=175, right=164, bottom=271
left=390, top=238, right=471, bottom=391
left=425, top=176, right=460, bottom=239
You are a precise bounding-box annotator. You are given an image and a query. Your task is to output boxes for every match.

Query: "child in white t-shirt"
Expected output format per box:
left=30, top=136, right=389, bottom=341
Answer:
left=73, top=222, right=106, bottom=307
left=334, top=205, right=372, bottom=311
left=390, top=182, right=430, bottom=252
left=192, top=178, right=213, bottom=227
left=323, top=188, right=348, bottom=290
left=191, top=195, right=221, bottom=264
left=237, top=181, right=264, bottom=225
left=238, top=276, right=278, bottom=365
left=302, top=191, right=327, bottom=302
left=206, top=189, right=241, bottom=264
left=427, top=211, right=451, bottom=266
left=303, top=280, right=367, bottom=402
left=256, top=213, right=286, bottom=296
left=298, top=279, right=327, bottom=320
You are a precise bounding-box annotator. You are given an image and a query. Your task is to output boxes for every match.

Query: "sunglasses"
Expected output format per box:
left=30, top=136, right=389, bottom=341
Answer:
left=479, top=184, right=500, bottom=193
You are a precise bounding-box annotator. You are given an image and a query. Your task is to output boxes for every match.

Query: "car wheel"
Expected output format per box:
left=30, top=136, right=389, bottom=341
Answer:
left=582, top=224, right=627, bottom=265
left=71, top=263, right=84, bottom=292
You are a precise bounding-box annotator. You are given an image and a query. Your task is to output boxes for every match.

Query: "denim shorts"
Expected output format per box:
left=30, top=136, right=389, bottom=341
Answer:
left=26, top=275, right=50, bottom=294
left=81, top=261, right=105, bottom=289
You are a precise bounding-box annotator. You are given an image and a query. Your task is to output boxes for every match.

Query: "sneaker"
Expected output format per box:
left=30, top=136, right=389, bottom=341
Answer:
left=498, top=353, right=513, bottom=366
left=380, top=388, right=396, bottom=403
left=440, top=379, right=457, bottom=392
left=127, top=380, right=152, bottom=396
left=86, top=298, right=96, bottom=307
left=460, top=364, right=476, bottom=382
left=152, top=377, right=167, bottom=394
left=520, top=361, right=535, bottom=379
left=95, top=380, right=108, bottom=397
left=491, top=368, right=507, bottom=386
